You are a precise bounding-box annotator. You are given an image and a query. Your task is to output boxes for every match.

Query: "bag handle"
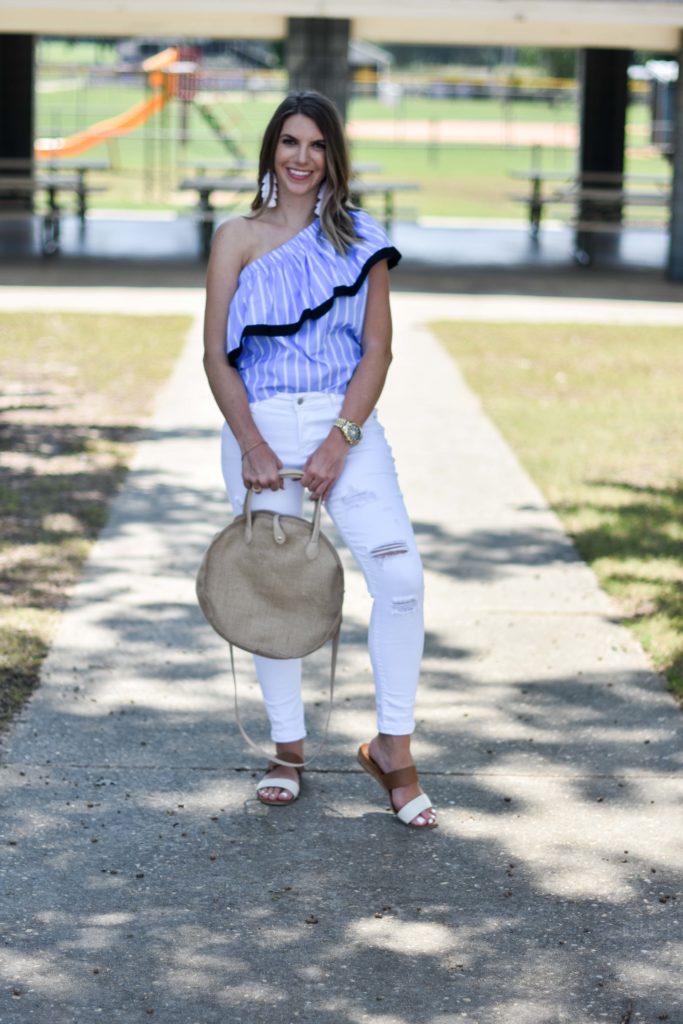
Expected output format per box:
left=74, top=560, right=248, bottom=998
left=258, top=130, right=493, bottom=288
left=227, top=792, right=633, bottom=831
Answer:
left=244, top=468, right=323, bottom=559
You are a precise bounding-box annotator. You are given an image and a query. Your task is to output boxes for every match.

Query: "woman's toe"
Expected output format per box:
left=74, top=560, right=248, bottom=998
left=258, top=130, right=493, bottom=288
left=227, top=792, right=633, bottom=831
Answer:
left=259, top=786, right=281, bottom=803
left=411, top=806, right=437, bottom=828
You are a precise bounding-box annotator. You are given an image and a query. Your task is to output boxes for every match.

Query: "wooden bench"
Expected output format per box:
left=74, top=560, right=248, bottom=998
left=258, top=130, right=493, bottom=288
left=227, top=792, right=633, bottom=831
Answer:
left=178, top=175, right=418, bottom=257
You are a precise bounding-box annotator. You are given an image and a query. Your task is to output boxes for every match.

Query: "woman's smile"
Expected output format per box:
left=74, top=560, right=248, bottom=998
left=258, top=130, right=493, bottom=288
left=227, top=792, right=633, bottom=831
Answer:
left=285, top=168, right=314, bottom=181
left=274, top=113, right=327, bottom=199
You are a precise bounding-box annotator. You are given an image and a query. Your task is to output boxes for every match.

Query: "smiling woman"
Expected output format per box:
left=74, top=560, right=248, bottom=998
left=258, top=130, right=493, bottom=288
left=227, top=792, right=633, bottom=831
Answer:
left=201, top=91, right=438, bottom=828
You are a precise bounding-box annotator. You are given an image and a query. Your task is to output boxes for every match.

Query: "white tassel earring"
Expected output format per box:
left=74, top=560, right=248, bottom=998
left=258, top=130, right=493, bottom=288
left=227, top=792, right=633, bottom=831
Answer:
left=314, top=181, right=327, bottom=217
left=260, top=171, right=277, bottom=208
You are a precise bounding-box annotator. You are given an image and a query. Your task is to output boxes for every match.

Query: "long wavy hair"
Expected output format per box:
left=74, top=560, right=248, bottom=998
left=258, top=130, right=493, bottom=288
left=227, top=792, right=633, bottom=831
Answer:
left=251, top=91, right=358, bottom=256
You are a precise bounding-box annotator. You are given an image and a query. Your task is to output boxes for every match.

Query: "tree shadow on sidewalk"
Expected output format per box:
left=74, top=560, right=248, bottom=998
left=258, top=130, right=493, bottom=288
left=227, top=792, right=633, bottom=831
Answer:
left=1, top=441, right=682, bottom=1023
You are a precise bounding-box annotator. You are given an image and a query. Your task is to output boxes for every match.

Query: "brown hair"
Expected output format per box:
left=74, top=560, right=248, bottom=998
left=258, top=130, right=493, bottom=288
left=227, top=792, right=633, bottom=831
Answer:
left=251, top=91, right=358, bottom=255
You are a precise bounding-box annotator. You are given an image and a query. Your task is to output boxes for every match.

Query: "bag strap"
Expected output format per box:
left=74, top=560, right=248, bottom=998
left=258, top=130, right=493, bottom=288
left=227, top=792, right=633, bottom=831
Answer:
left=228, top=625, right=339, bottom=769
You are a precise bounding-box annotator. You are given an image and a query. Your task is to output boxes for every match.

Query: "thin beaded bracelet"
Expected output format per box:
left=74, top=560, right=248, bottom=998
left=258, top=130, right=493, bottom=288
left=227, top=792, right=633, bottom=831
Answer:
left=241, top=439, right=267, bottom=462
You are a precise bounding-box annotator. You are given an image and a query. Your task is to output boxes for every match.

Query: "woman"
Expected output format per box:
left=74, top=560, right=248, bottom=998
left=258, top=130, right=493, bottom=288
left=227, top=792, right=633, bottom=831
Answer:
left=203, top=91, right=436, bottom=829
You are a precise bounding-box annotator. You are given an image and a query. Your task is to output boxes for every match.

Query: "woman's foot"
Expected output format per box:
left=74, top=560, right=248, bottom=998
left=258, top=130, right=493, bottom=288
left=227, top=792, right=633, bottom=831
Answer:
left=367, top=735, right=437, bottom=828
left=257, top=742, right=304, bottom=805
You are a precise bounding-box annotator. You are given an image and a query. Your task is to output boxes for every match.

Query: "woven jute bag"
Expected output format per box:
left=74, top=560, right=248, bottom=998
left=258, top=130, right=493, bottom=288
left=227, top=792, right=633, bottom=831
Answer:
left=196, top=469, right=344, bottom=766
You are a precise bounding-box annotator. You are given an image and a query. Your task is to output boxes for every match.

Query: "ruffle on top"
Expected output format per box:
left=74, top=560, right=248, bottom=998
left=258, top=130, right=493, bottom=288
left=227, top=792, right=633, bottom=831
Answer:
left=226, top=208, right=401, bottom=365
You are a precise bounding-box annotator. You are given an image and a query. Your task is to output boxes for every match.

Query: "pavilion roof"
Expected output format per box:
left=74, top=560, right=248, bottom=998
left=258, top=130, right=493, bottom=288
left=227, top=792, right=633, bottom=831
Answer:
left=2, top=1, right=683, bottom=50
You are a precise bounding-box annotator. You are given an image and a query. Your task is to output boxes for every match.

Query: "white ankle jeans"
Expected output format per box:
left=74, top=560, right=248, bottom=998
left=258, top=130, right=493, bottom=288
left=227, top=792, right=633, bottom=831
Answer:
left=220, top=391, right=425, bottom=743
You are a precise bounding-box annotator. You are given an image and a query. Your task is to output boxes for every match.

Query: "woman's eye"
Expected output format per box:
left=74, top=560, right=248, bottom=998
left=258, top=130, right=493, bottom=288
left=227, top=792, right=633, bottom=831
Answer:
left=313, top=141, right=326, bottom=150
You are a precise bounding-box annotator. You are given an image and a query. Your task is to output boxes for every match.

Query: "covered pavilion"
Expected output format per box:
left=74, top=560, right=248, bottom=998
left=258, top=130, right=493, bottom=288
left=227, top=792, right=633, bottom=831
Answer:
left=1, top=1, right=683, bottom=279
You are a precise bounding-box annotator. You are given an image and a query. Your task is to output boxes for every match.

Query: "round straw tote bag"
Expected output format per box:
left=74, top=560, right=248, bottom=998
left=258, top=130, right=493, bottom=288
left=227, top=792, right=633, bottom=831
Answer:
left=196, top=469, right=344, bottom=766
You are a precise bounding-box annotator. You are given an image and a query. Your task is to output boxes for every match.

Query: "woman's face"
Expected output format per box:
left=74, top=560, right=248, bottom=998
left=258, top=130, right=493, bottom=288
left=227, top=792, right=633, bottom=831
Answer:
left=273, top=113, right=327, bottom=204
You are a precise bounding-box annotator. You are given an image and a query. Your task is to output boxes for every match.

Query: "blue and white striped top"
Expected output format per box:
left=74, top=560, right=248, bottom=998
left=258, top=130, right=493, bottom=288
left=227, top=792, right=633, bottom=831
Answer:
left=226, top=208, right=401, bottom=403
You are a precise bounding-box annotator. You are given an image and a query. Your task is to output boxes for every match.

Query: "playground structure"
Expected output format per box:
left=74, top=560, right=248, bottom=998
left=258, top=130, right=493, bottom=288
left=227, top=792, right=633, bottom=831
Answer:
left=34, top=46, right=246, bottom=164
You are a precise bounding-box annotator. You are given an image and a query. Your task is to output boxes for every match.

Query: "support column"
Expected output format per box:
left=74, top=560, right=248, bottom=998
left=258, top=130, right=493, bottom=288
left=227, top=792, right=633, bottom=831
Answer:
left=0, top=34, right=35, bottom=208
left=576, top=48, right=631, bottom=262
left=667, top=38, right=683, bottom=281
left=286, top=18, right=350, bottom=121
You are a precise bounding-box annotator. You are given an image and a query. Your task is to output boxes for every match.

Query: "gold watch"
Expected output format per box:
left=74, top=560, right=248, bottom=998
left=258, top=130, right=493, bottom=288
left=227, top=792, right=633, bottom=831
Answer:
left=334, top=417, right=363, bottom=446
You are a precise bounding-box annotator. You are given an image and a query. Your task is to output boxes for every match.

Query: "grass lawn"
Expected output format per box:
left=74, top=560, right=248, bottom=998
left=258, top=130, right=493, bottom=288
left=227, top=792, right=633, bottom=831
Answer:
left=0, top=312, right=192, bottom=728
left=36, top=85, right=582, bottom=137
left=433, top=321, right=683, bottom=699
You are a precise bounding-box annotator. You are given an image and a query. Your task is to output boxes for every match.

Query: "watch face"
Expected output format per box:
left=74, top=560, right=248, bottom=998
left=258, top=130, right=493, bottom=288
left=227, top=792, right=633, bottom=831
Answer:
left=346, top=423, right=362, bottom=443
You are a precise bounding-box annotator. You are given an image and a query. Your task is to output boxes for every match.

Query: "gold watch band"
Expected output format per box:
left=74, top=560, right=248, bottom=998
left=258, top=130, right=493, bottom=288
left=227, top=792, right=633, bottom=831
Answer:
left=334, top=418, right=363, bottom=445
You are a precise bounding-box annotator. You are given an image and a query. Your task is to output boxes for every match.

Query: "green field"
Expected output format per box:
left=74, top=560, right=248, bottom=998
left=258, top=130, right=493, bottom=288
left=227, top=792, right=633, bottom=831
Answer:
left=33, top=74, right=668, bottom=220
left=434, top=321, right=683, bottom=699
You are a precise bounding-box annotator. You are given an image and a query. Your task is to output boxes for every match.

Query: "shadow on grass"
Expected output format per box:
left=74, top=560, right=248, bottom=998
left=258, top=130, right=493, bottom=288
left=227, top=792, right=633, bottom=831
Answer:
left=0, top=423, right=139, bottom=608
left=0, top=422, right=140, bottom=532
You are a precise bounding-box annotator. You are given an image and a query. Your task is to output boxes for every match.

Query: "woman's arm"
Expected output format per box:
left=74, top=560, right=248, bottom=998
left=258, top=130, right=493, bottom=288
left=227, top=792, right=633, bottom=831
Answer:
left=203, top=219, right=284, bottom=491
left=301, top=258, right=393, bottom=499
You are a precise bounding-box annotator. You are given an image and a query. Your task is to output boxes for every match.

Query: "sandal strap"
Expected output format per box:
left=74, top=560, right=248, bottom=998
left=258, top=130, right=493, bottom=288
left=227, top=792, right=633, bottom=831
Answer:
left=256, top=775, right=300, bottom=798
left=381, top=764, right=418, bottom=789
left=396, top=792, right=433, bottom=825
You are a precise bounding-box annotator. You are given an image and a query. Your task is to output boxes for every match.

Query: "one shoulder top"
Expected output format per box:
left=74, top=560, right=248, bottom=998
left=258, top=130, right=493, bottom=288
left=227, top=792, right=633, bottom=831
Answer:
left=226, top=208, right=401, bottom=403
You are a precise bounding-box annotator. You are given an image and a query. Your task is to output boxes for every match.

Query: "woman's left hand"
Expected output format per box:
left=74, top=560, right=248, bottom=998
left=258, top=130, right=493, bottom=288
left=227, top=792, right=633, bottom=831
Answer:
left=301, top=430, right=349, bottom=500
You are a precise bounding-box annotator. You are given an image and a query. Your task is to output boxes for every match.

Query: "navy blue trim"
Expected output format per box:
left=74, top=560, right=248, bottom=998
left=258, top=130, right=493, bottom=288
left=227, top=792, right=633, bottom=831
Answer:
left=227, top=245, right=401, bottom=367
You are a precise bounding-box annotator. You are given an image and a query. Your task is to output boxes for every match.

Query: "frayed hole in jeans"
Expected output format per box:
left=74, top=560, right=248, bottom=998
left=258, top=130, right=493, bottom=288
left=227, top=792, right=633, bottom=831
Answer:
left=370, top=542, right=409, bottom=559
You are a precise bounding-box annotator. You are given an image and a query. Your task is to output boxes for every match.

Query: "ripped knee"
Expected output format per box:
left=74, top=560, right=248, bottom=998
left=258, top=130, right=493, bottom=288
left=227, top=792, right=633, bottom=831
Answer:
left=369, top=541, right=424, bottom=610
left=370, top=541, right=410, bottom=559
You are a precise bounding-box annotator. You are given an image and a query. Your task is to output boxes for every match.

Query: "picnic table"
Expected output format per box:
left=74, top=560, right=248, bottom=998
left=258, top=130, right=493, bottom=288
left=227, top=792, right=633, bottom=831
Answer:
left=178, top=158, right=257, bottom=175
left=179, top=174, right=418, bottom=257
left=0, top=160, right=108, bottom=254
left=508, top=169, right=671, bottom=240
left=177, top=175, right=255, bottom=256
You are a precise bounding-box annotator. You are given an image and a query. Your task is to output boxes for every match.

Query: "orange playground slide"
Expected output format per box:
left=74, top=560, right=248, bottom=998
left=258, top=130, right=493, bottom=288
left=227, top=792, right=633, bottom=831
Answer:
left=34, top=47, right=179, bottom=161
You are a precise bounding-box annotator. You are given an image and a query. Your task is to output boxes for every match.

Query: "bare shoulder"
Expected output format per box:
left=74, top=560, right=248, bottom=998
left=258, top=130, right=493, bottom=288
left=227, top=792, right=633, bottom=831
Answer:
left=210, top=215, right=253, bottom=268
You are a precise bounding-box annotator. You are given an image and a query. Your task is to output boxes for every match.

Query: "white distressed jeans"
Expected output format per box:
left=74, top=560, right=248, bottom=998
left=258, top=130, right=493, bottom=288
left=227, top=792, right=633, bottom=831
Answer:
left=220, top=391, right=425, bottom=742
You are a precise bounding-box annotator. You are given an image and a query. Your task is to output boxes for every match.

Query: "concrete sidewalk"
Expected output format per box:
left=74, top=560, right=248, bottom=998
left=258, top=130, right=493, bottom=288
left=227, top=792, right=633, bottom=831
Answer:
left=1, top=286, right=682, bottom=1024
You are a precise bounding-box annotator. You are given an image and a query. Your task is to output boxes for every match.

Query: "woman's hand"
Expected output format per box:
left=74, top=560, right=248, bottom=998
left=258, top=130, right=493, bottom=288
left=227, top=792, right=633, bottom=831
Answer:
left=301, top=430, right=349, bottom=500
left=242, top=441, right=284, bottom=492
